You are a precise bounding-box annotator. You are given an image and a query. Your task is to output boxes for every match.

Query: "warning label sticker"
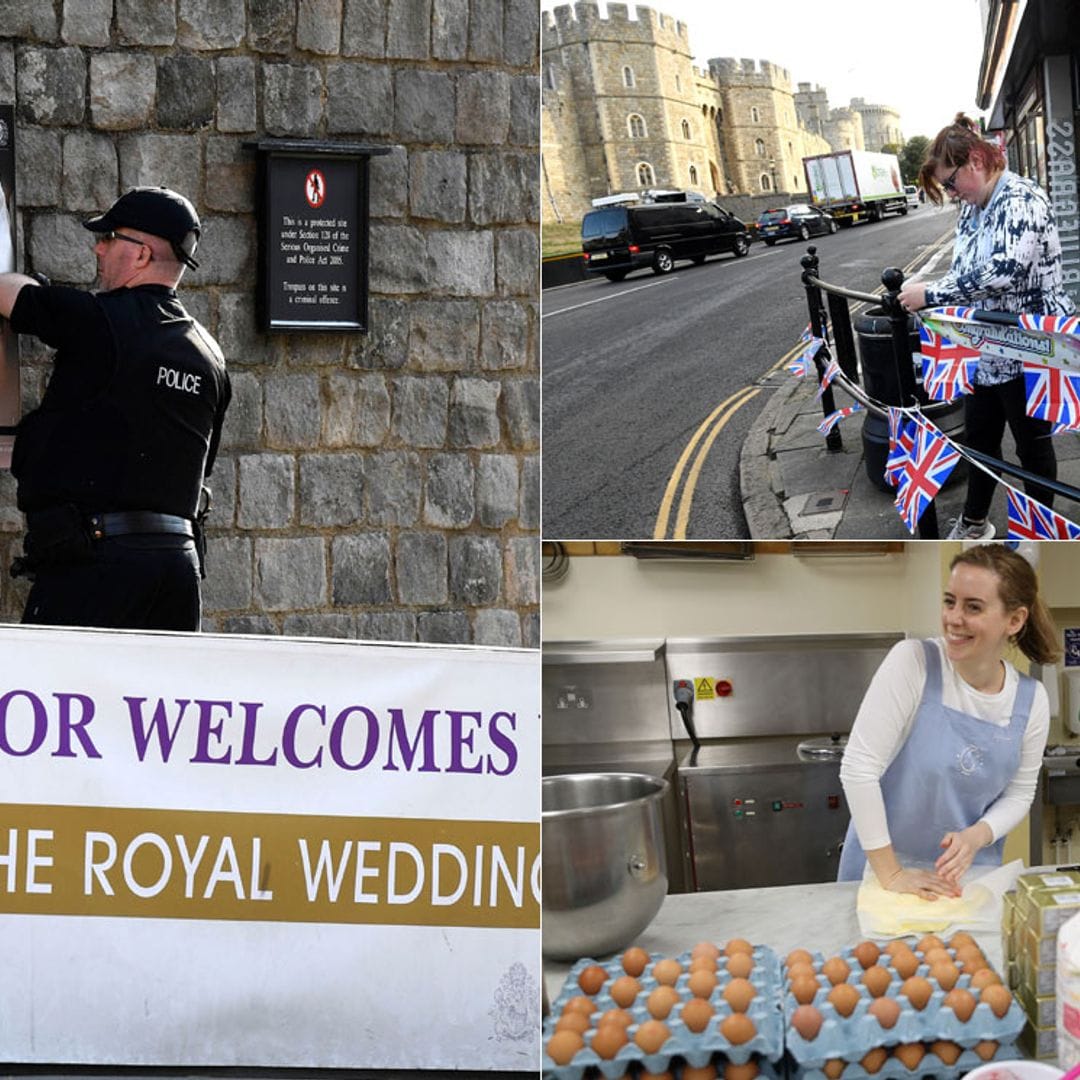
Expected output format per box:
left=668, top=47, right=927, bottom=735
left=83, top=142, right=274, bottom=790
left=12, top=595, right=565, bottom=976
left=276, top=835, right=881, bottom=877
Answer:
left=694, top=677, right=714, bottom=700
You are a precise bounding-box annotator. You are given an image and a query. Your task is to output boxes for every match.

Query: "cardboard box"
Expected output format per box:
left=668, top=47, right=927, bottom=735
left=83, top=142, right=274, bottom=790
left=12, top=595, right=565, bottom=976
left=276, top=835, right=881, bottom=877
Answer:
left=1019, top=1018, right=1058, bottom=1060
left=1017, top=978, right=1057, bottom=1028
left=1025, top=888, right=1080, bottom=936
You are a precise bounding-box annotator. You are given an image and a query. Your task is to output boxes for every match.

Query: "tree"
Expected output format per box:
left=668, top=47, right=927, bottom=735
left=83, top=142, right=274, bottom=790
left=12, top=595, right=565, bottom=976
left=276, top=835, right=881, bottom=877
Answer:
left=899, top=136, right=931, bottom=185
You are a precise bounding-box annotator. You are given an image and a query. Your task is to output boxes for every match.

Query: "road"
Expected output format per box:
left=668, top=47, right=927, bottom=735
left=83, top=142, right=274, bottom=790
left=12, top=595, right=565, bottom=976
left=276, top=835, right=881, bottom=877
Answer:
left=542, top=206, right=957, bottom=539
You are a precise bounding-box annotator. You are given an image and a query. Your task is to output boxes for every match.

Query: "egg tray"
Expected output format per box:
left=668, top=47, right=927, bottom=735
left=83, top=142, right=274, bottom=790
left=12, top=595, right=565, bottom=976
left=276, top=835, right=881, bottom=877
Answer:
left=544, top=950, right=785, bottom=1080
left=784, top=1038, right=1023, bottom=1080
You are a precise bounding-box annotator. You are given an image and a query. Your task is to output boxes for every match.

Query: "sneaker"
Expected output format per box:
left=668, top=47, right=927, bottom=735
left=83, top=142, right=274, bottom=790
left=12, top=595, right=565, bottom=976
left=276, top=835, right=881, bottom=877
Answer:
left=945, top=517, right=996, bottom=541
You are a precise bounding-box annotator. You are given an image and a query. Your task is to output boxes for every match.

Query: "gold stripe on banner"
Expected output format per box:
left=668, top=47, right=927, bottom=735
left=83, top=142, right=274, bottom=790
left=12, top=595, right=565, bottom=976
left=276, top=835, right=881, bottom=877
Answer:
left=0, top=804, right=540, bottom=929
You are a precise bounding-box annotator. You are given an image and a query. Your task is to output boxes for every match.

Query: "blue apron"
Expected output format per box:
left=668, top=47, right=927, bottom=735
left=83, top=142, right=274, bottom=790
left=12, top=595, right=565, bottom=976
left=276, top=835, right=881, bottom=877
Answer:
left=837, top=638, right=1035, bottom=881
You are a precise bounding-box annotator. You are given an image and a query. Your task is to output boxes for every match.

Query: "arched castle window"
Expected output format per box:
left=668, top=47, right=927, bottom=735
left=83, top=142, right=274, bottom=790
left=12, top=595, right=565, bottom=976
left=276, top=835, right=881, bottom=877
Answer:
left=751, top=106, right=760, bottom=123
left=760, top=173, right=772, bottom=192
left=681, top=119, right=691, bottom=140
left=675, top=73, right=681, bottom=91
left=623, top=66, right=635, bottom=88
left=637, top=162, right=655, bottom=186
left=628, top=114, right=647, bottom=138
left=689, top=165, right=699, bottom=185
left=755, top=138, right=766, bottom=157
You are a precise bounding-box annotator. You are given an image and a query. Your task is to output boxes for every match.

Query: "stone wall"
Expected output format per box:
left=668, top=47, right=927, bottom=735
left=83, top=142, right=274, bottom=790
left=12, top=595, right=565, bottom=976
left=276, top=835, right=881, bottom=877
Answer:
left=0, top=0, right=540, bottom=649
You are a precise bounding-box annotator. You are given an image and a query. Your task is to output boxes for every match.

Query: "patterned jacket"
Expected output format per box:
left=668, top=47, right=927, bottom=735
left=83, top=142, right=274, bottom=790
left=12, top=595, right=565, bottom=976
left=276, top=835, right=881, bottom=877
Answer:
left=925, top=170, right=1075, bottom=385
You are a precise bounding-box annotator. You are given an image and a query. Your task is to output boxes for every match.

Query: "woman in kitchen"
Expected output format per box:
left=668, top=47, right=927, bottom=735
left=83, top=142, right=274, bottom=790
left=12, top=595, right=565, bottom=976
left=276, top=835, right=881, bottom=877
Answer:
left=837, top=544, right=1058, bottom=900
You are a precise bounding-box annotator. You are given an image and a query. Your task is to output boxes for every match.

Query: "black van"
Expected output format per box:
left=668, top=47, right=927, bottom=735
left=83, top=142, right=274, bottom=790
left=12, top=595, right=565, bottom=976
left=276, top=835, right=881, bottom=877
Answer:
left=581, top=201, right=750, bottom=281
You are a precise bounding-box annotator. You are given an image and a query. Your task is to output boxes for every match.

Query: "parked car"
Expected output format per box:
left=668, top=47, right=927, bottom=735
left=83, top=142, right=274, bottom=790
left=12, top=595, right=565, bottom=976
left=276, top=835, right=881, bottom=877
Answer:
left=757, top=204, right=838, bottom=246
left=904, top=184, right=920, bottom=208
left=581, top=201, right=751, bottom=281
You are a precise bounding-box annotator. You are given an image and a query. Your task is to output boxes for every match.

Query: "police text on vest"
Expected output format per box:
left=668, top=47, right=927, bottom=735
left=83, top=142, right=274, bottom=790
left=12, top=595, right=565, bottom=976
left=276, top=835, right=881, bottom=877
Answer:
left=157, top=366, right=202, bottom=394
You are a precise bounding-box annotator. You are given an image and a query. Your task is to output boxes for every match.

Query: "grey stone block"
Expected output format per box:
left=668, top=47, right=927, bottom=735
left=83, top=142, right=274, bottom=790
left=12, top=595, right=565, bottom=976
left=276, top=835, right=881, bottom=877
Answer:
left=426, top=230, right=495, bottom=296
left=424, top=452, right=474, bottom=528
left=369, top=147, right=408, bottom=220
left=278, top=334, right=345, bottom=369
left=116, top=0, right=176, bottom=44
left=62, top=0, right=111, bottom=45
left=480, top=299, right=529, bottom=371
left=449, top=377, right=501, bottom=449
left=387, top=0, right=431, bottom=59
left=477, top=454, right=518, bottom=528
left=255, top=537, right=327, bottom=611
left=409, top=150, right=467, bottom=224
left=350, top=297, right=409, bottom=371
left=29, top=214, right=96, bottom=284
left=17, top=128, right=62, bottom=206
left=356, top=611, right=416, bottom=642
left=341, top=0, right=386, bottom=58
left=222, top=614, right=279, bottom=635
left=391, top=375, right=448, bottom=448
left=469, top=153, right=536, bottom=226
left=195, top=215, right=255, bottom=286
left=178, top=0, right=246, bottom=49
left=61, top=133, right=118, bottom=213
left=201, top=535, right=253, bottom=612
left=157, top=54, right=216, bottom=130
left=299, top=453, right=365, bottom=526
left=473, top=609, right=521, bottom=647
left=297, top=0, right=343, bottom=54
left=0, top=43, right=14, bottom=101
left=263, top=63, right=324, bottom=136
left=183, top=291, right=212, bottom=330
left=393, top=69, right=455, bottom=144
left=496, top=228, right=539, bottom=297
left=216, top=56, right=258, bottom=132
left=205, top=137, right=257, bottom=213
left=501, top=378, right=538, bottom=450
left=283, top=613, right=357, bottom=639
left=331, top=533, right=391, bottom=605
left=457, top=72, right=510, bottom=146
left=449, top=534, right=501, bottom=605
left=17, top=46, right=86, bottom=127
left=323, top=372, right=391, bottom=447
left=505, top=0, right=537, bottom=67
left=1, top=2, right=58, bottom=37
left=509, top=74, right=540, bottom=146
left=237, top=453, right=294, bottom=528
left=118, top=133, right=202, bottom=204
left=0, top=472, right=21, bottom=533
left=395, top=531, right=447, bottom=605
left=432, top=0, right=468, bottom=60
left=206, top=453, right=237, bottom=526
left=368, top=224, right=428, bottom=295
left=417, top=610, right=469, bottom=644
left=218, top=369, right=262, bottom=451
left=326, top=62, right=393, bottom=137
left=468, top=0, right=502, bottom=62
left=506, top=536, right=538, bottom=605
left=265, top=373, right=321, bottom=449
left=520, top=454, right=538, bottom=531
left=89, top=52, right=156, bottom=131
left=365, top=451, right=421, bottom=525
left=217, top=292, right=270, bottom=367
left=248, top=0, right=294, bottom=52
left=522, top=610, right=539, bottom=649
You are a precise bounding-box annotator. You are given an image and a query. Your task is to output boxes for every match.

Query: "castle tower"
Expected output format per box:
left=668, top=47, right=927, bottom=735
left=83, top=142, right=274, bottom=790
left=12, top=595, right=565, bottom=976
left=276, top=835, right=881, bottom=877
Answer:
left=850, top=98, right=904, bottom=150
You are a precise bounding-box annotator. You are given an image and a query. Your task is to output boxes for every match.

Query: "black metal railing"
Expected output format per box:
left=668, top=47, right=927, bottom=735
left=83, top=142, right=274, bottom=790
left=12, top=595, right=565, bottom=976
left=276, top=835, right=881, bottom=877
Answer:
left=799, top=245, right=1080, bottom=539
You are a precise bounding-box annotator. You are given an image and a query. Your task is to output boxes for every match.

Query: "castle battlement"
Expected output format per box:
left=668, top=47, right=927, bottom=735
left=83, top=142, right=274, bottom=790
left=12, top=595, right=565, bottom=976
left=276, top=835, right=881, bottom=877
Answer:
left=542, top=3, right=689, bottom=51
left=707, top=56, right=791, bottom=92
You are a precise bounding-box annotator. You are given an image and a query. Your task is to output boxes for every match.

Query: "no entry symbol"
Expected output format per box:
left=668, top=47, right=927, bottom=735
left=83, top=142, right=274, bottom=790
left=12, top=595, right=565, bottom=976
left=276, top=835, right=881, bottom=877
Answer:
left=305, top=169, right=326, bottom=208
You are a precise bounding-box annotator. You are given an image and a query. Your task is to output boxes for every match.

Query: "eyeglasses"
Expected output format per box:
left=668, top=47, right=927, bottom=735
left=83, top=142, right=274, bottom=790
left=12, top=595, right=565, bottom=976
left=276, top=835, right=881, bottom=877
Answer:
left=941, top=163, right=963, bottom=194
left=101, top=230, right=150, bottom=256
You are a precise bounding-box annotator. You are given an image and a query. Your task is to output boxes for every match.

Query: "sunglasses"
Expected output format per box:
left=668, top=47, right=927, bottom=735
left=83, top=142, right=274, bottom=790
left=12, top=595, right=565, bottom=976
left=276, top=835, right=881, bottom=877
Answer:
left=941, top=163, right=963, bottom=194
left=101, top=230, right=149, bottom=254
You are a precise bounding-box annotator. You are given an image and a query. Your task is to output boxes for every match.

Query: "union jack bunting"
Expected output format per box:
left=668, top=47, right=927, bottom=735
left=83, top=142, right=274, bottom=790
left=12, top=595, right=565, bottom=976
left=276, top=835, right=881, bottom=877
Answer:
left=1022, top=360, right=1080, bottom=430
left=815, top=358, right=842, bottom=400
left=893, top=417, right=961, bottom=533
left=1017, top=313, right=1080, bottom=336
left=921, top=353, right=977, bottom=402
left=884, top=408, right=916, bottom=488
left=801, top=323, right=814, bottom=341
left=927, top=306, right=976, bottom=321
left=1006, top=488, right=1080, bottom=540
left=817, top=404, right=864, bottom=435
left=788, top=337, right=823, bottom=377
left=918, top=322, right=981, bottom=367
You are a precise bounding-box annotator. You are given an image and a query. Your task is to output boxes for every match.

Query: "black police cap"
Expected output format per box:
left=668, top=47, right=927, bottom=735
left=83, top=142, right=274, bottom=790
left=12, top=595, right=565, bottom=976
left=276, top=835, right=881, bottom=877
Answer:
left=84, top=187, right=201, bottom=269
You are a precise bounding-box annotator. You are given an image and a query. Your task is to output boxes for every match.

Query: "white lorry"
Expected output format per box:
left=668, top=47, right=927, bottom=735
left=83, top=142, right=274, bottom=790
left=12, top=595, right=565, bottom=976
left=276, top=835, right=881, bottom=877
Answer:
left=802, top=149, right=908, bottom=225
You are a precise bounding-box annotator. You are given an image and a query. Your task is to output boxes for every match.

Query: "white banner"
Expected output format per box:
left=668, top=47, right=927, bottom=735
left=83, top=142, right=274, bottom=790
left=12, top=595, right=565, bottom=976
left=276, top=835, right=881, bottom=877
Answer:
left=0, top=626, right=540, bottom=1069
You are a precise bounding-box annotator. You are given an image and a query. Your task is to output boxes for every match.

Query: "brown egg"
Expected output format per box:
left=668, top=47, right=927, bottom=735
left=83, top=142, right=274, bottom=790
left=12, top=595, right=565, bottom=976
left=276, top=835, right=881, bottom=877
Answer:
left=974, top=1040, right=999, bottom=1061
left=900, top=975, right=933, bottom=1011
left=646, top=985, right=681, bottom=1020
left=563, top=995, right=597, bottom=1016
left=931, top=1040, right=962, bottom=1065
left=609, top=976, right=641, bottom=1008
left=923, top=947, right=951, bottom=967
left=680, top=997, right=714, bottom=1033
left=720, top=1011, right=757, bottom=1045
left=890, top=949, right=920, bottom=979
left=853, top=941, right=880, bottom=969
left=723, top=1064, right=759, bottom=1080
left=822, top=956, right=851, bottom=986
left=882, top=939, right=908, bottom=956
left=683, top=1067, right=718, bottom=1080
left=791, top=1004, right=823, bottom=1041
left=970, top=967, right=1002, bottom=991
left=692, top=940, right=722, bottom=961
left=948, top=931, right=976, bottom=949
left=787, top=961, right=817, bottom=983
left=597, top=1008, right=633, bottom=1028
left=943, top=987, right=977, bottom=1022
left=546, top=1030, right=585, bottom=1065
left=786, top=947, right=814, bottom=968
left=861, top=965, right=891, bottom=998
left=861, top=1047, right=887, bottom=1074
left=893, top=1043, right=925, bottom=1070
left=590, top=1024, right=628, bottom=1059
left=823, top=1061, right=846, bottom=1079
left=578, top=964, right=608, bottom=995
left=622, top=946, right=650, bottom=977
left=690, top=954, right=719, bottom=974
left=828, top=983, right=860, bottom=1018
left=929, top=961, right=960, bottom=991
left=917, top=933, right=944, bottom=953
left=634, top=1019, right=671, bottom=1054
left=554, top=1010, right=590, bottom=1034
left=868, top=996, right=901, bottom=1029
left=725, top=937, right=755, bottom=957
left=980, top=984, right=1013, bottom=1018
left=955, top=944, right=987, bottom=970
left=791, top=974, right=820, bottom=1005
left=726, top=951, right=755, bottom=979
left=652, top=958, right=682, bottom=986
left=723, top=976, right=757, bottom=1012
left=688, top=969, right=719, bottom=999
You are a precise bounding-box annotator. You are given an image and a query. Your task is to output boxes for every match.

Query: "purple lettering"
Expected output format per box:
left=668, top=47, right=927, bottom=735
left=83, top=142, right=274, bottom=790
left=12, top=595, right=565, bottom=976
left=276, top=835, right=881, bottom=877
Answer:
left=447, top=710, right=483, bottom=774
left=329, top=706, right=379, bottom=771
left=52, top=692, right=101, bottom=759
left=190, top=700, right=233, bottom=765
left=283, top=704, right=325, bottom=769
left=383, top=708, right=440, bottom=772
left=486, top=711, right=518, bottom=776
left=0, top=690, right=47, bottom=757
left=125, top=698, right=190, bottom=762
left=235, top=701, right=277, bottom=766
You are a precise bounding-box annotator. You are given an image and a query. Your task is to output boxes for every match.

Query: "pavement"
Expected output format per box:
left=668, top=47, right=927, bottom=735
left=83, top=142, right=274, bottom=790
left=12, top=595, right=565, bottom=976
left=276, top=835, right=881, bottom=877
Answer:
left=740, top=367, right=1080, bottom=539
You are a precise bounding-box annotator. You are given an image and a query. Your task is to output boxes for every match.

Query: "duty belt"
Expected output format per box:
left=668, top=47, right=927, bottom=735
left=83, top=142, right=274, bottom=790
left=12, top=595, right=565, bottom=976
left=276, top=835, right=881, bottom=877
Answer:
left=87, top=511, right=195, bottom=540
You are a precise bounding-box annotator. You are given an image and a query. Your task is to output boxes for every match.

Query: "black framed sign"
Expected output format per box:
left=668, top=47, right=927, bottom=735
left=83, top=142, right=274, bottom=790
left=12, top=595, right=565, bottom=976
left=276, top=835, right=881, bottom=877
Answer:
left=247, top=140, right=390, bottom=333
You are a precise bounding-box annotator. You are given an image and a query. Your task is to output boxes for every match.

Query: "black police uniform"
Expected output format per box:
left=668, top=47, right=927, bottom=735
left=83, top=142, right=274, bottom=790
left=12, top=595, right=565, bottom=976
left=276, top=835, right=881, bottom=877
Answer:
left=9, top=281, right=230, bottom=630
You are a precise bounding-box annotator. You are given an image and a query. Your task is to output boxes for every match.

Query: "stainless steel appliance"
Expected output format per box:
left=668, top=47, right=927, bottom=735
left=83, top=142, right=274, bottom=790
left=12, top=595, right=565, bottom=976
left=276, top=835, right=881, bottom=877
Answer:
left=666, top=633, right=903, bottom=891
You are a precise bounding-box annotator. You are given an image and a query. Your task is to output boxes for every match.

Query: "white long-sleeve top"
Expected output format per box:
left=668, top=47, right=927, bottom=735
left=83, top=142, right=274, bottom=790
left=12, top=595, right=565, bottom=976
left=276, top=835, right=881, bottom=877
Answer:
left=839, top=638, right=1050, bottom=853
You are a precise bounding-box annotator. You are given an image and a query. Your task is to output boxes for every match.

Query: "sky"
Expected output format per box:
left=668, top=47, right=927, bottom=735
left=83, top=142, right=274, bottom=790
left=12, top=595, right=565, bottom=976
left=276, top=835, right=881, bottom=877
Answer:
left=539, top=0, right=989, bottom=142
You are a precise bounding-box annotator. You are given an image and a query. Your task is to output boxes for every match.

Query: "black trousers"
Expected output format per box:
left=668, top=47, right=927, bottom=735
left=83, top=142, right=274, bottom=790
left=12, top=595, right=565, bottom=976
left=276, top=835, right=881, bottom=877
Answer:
left=21, top=534, right=201, bottom=631
left=962, top=376, right=1057, bottom=520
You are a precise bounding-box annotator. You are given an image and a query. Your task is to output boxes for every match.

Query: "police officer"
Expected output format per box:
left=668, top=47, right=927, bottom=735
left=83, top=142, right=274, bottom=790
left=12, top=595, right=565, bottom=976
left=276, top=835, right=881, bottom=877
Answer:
left=0, top=186, right=231, bottom=631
